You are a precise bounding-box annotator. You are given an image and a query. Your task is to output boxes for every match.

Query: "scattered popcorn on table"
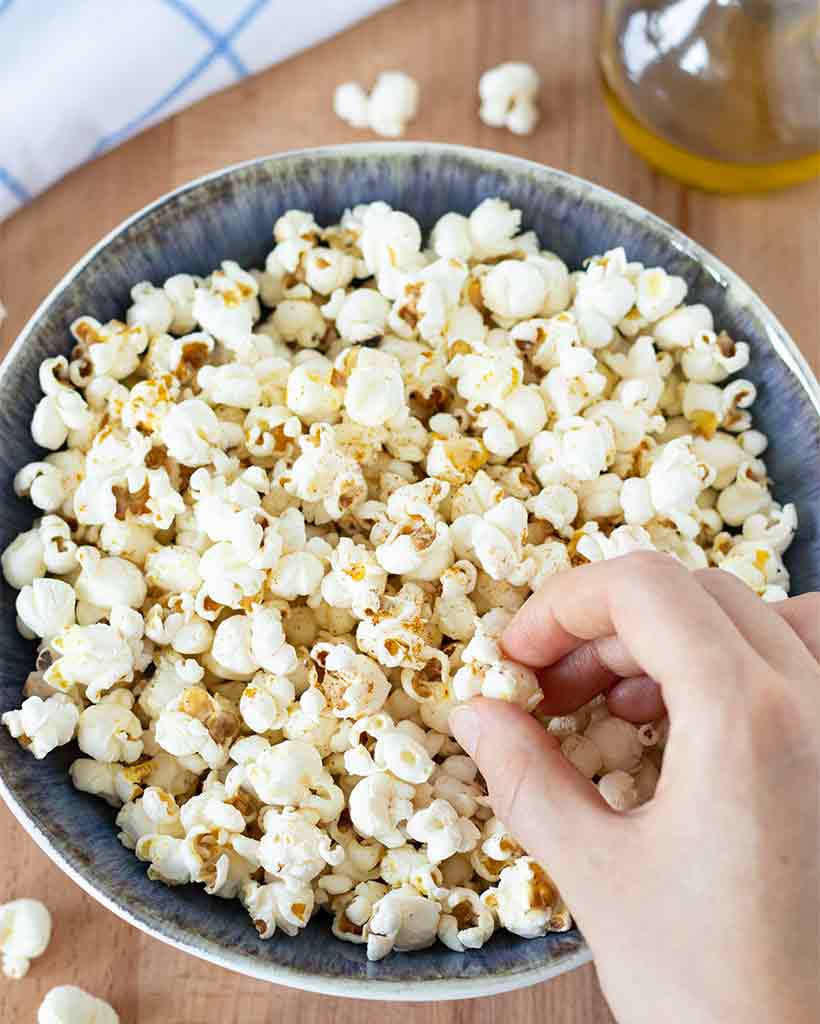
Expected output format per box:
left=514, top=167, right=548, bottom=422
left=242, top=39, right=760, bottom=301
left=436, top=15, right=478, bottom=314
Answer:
left=479, top=62, right=540, bottom=135
left=37, top=985, right=119, bottom=1024
left=334, top=71, right=419, bottom=138
left=1, top=197, right=795, bottom=958
left=0, top=898, right=51, bottom=979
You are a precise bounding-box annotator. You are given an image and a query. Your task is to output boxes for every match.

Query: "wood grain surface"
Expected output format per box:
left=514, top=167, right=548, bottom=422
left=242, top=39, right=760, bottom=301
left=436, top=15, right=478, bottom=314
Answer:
left=0, top=2, right=817, bottom=1021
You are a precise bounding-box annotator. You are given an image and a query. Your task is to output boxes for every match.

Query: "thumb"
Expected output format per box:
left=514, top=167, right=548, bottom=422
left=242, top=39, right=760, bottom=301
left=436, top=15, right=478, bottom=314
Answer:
left=450, top=697, right=617, bottom=891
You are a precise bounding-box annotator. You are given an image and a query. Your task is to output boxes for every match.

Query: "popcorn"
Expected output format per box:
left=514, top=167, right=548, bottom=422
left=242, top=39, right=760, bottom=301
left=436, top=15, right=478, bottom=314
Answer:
left=332, top=81, right=370, bottom=128
left=0, top=898, right=52, bottom=979
left=575, top=523, right=656, bottom=564
left=160, top=398, right=228, bottom=467
left=285, top=423, right=367, bottom=520
left=452, top=610, right=541, bottom=710
left=467, top=198, right=524, bottom=261
left=681, top=329, right=750, bottom=383
left=312, top=642, right=391, bottom=718
left=163, top=274, right=199, bottom=334
left=621, top=436, right=715, bottom=537
left=481, top=260, right=548, bottom=322
left=273, top=299, right=326, bottom=349
left=374, top=513, right=453, bottom=583
left=379, top=844, right=446, bottom=899
left=3, top=198, right=795, bottom=958
left=14, top=450, right=84, bottom=515
left=482, top=857, right=563, bottom=938
left=561, top=733, right=604, bottom=778
left=137, top=650, right=204, bottom=720
left=239, top=672, right=295, bottom=733
left=31, top=357, right=95, bottom=450
left=77, top=690, right=143, bottom=764
left=155, top=687, right=240, bottom=771
left=479, top=62, right=540, bottom=135
left=15, top=578, right=75, bottom=641
left=321, top=537, right=387, bottom=619
left=349, top=772, right=416, bottom=847
left=585, top=716, right=643, bottom=773
left=45, top=607, right=144, bottom=702
left=69, top=759, right=137, bottom=805
left=367, top=71, right=420, bottom=137
left=366, top=885, right=441, bottom=960
left=335, top=72, right=419, bottom=138
left=529, top=416, right=615, bottom=486
left=192, top=261, right=259, bottom=346
left=271, top=210, right=319, bottom=271
left=331, top=880, right=387, bottom=942
left=572, top=248, right=637, bottom=348
left=260, top=807, right=344, bottom=885
left=438, top=887, right=495, bottom=952
left=598, top=769, right=639, bottom=811
left=127, top=281, right=174, bottom=337
left=717, top=460, right=772, bottom=526
left=286, top=357, right=343, bottom=425
left=241, top=879, right=314, bottom=938
left=451, top=497, right=530, bottom=584
left=426, top=434, right=489, bottom=486
left=346, top=725, right=436, bottom=785
left=356, top=583, right=432, bottom=670
left=405, top=799, right=480, bottom=863
left=653, top=302, right=713, bottom=350
left=356, top=203, right=423, bottom=295
left=75, top=547, right=147, bottom=612
left=245, top=739, right=343, bottom=822
left=634, top=267, right=687, bottom=322
left=37, top=986, right=119, bottom=1024
left=116, top=787, right=183, bottom=849
left=344, top=348, right=408, bottom=428
left=434, top=560, right=478, bottom=641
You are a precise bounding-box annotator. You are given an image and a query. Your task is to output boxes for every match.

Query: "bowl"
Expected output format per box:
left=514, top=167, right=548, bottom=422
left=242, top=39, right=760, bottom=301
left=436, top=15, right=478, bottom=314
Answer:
left=1, top=143, right=818, bottom=1001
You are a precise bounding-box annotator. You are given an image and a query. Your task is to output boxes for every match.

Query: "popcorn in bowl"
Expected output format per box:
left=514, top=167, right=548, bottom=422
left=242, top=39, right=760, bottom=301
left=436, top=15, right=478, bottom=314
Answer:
left=2, top=198, right=796, bottom=959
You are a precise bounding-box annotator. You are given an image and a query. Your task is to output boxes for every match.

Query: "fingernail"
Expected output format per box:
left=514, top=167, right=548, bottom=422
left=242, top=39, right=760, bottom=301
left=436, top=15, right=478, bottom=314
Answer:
left=449, top=703, right=479, bottom=757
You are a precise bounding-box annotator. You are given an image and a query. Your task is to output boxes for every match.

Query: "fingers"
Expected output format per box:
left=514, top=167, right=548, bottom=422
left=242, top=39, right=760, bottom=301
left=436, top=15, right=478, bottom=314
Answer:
left=502, top=552, right=757, bottom=719
left=693, top=569, right=819, bottom=676
left=606, top=676, right=665, bottom=723
left=771, top=593, right=820, bottom=662
left=535, top=644, right=619, bottom=715
left=537, top=634, right=642, bottom=714
left=450, top=698, right=616, bottom=886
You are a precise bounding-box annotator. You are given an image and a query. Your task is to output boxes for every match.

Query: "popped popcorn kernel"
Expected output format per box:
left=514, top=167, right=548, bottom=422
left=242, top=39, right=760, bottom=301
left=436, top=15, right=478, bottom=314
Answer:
left=0, top=898, right=52, bottom=979
left=3, top=196, right=794, bottom=958
left=334, top=72, right=419, bottom=138
left=479, top=62, right=540, bottom=135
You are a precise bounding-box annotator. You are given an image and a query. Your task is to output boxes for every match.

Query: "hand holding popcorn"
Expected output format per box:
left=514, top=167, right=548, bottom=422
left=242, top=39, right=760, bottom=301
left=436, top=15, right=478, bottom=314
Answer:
left=452, top=553, right=820, bottom=1024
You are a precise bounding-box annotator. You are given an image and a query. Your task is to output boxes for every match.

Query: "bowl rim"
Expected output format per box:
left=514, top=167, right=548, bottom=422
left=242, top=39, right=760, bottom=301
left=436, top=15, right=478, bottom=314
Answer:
left=1, top=141, right=818, bottom=1001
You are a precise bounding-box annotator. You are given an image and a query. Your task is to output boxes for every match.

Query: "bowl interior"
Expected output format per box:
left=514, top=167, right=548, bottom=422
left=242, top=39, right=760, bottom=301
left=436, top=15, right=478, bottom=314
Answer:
left=0, top=144, right=818, bottom=998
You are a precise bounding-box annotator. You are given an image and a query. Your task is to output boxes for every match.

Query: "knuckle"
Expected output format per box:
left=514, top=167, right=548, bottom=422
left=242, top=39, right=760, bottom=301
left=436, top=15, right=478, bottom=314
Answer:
left=695, top=566, right=747, bottom=596
left=622, top=549, right=685, bottom=583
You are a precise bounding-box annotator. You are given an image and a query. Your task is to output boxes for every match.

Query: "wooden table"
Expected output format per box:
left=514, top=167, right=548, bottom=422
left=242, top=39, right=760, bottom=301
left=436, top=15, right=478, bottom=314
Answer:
left=0, top=2, right=817, bottom=1021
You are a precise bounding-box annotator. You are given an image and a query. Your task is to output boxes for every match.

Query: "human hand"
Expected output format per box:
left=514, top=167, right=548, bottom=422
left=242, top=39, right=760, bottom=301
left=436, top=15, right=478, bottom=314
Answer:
left=450, top=552, right=820, bottom=1024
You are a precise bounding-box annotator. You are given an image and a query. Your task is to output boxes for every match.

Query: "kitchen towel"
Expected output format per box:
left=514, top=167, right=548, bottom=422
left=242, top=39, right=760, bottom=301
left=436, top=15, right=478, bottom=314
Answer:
left=0, top=0, right=392, bottom=221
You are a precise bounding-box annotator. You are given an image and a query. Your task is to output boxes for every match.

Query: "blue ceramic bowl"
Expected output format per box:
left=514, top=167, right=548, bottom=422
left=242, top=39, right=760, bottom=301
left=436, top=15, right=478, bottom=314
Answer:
left=1, top=144, right=818, bottom=1001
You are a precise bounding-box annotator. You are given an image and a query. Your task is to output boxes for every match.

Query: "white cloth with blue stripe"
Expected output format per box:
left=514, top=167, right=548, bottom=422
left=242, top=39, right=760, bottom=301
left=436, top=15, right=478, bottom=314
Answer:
left=0, top=0, right=391, bottom=221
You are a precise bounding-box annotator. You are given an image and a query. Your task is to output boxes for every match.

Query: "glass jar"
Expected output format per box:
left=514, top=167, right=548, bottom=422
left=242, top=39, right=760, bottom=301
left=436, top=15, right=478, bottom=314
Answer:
left=600, top=0, right=820, bottom=191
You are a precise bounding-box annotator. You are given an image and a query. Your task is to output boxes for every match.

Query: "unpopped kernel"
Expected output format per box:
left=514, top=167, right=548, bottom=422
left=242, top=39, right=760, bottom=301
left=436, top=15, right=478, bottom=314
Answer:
left=2, top=199, right=794, bottom=959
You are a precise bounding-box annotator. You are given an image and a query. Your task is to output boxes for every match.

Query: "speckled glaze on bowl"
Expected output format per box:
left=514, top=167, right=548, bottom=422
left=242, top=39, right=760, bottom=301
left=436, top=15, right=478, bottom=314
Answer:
left=0, top=144, right=818, bottom=1002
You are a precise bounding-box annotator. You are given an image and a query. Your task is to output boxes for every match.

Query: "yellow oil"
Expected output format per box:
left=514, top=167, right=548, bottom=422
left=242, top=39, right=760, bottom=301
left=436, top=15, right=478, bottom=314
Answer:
left=601, top=76, right=820, bottom=193
left=600, top=1, right=820, bottom=193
